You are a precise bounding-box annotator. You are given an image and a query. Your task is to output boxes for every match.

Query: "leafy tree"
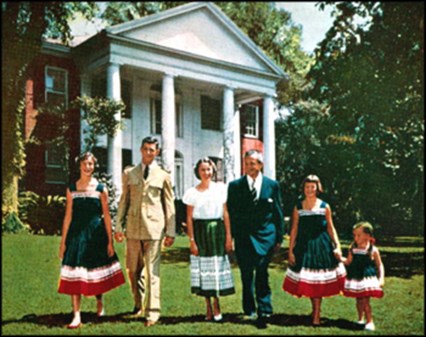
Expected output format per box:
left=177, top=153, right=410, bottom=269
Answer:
left=283, top=2, right=424, bottom=236
left=73, top=96, right=126, bottom=151
left=2, top=2, right=97, bottom=226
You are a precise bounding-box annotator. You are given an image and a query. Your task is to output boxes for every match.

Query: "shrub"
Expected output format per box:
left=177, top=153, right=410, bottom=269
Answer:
left=18, top=191, right=66, bottom=235
left=2, top=212, right=27, bottom=233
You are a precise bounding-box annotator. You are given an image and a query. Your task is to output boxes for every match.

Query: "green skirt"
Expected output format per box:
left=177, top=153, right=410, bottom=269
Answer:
left=190, top=219, right=235, bottom=297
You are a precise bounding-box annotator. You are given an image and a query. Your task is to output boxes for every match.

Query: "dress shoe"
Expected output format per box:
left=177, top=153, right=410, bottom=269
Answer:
left=67, top=322, right=81, bottom=329
left=144, top=320, right=157, bottom=327
left=364, top=322, right=375, bottom=331
left=242, top=312, right=257, bottom=320
left=213, top=313, right=223, bottom=322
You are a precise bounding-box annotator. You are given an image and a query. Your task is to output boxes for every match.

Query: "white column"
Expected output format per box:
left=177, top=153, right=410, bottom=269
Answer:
left=80, top=74, right=91, bottom=152
left=263, top=95, right=276, bottom=179
left=106, top=63, right=122, bottom=195
left=233, top=106, right=241, bottom=178
left=223, top=86, right=235, bottom=183
left=161, top=73, right=175, bottom=184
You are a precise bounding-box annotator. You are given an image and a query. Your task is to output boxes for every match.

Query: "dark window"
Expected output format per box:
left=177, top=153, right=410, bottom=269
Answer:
left=201, top=95, right=221, bottom=131
left=150, top=97, right=162, bottom=134
left=121, top=79, right=132, bottom=119
left=241, top=104, right=259, bottom=138
left=92, top=147, right=133, bottom=174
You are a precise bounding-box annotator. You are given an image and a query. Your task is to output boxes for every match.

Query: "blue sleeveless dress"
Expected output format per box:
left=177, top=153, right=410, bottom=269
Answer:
left=58, top=182, right=125, bottom=296
left=343, top=244, right=384, bottom=298
left=283, top=200, right=346, bottom=297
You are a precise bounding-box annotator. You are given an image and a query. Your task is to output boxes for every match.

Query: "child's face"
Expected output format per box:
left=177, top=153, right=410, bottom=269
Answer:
left=80, top=157, right=95, bottom=177
left=304, top=182, right=317, bottom=198
left=353, top=227, right=370, bottom=246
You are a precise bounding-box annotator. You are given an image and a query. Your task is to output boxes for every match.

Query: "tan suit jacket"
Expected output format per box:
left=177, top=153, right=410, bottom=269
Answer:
left=116, top=162, right=176, bottom=240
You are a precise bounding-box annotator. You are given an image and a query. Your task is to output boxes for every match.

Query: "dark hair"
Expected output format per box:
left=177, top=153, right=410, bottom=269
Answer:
left=193, top=157, right=217, bottom=180
left=351, top=221, right=376, bottom=257
left=300, top=174, right=323, bottom=195
left=244, top=149, right=263, bottom=163
left=141, top=136, right=159, bottom=149
left=75, top=151, right=98, bottom=165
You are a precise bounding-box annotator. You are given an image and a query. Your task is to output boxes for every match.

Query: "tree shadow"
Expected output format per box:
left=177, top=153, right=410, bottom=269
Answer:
left=2, top=311, right=363, bottom=330
left=161, top=244, right=424, bottom=278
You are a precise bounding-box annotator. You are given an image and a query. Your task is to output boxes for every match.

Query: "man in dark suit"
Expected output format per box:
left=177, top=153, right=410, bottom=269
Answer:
left=227, top=149, right=284, bottom=329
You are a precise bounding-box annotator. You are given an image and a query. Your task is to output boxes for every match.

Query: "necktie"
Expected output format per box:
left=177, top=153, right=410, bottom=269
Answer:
left=144, top=165, right=149, bottom=180
left=250, top=180, right=257, bottom=205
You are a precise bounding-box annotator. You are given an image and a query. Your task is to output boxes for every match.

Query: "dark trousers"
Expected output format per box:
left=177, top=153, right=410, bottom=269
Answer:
left=235, top=243, right=273, bottom=316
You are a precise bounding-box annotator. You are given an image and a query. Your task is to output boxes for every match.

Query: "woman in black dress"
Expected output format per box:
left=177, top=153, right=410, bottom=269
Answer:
left=58, top=152, right=125, bottom=328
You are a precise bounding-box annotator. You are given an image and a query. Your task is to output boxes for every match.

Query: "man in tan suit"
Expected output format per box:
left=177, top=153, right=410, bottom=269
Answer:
left=114, top=136, right=175, bottom=327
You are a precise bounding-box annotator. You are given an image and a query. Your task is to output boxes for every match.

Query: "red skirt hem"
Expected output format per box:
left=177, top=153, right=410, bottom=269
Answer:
left=343, top=290, right=384, bottom=298
left=58, top=272, right=125, bottom=296
left=283, top=276, right=345, bottom=298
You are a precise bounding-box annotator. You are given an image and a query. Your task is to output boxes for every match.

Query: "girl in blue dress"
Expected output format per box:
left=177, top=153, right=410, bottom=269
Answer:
left=342, top=222, right=384, bottom=331
left=282, top=175, right=346, bottom=326
left=58, top=152, right=125, bottom=328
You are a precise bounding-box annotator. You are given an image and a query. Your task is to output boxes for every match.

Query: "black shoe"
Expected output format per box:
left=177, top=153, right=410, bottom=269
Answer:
left=256, top=316, right=267, bottom=329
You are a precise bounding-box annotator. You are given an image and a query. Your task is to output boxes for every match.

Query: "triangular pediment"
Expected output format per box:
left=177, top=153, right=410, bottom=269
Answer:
left=107, top=2, right=284, bottom=76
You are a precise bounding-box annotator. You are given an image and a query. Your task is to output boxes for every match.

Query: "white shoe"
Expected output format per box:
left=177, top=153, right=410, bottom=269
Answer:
left=365, top=322, right=375, bottom=331
left=213, top=314, right=223, bottom=322
left=97, top=308, right=105, bottom=317
left=356, top=319, right=366, bottom=325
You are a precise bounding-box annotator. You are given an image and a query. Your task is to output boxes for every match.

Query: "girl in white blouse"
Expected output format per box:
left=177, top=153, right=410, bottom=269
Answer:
left=183, top=157, right=235, bottom=322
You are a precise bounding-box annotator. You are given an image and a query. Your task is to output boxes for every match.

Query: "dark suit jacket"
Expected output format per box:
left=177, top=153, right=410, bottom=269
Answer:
left=227, top=175, right=284, bottom=256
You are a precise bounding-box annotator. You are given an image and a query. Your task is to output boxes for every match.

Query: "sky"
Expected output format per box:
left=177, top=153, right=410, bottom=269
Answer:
left=275, top=2, right=334, bottom=53
left=70, top=2, right=334, bottom=54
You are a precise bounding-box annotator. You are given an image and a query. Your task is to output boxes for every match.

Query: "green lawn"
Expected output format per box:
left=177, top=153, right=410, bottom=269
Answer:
left=2, top=232, right=424, bottom=335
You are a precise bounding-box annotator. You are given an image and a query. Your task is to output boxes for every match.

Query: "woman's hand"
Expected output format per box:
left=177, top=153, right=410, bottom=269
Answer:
left=288, top=251, right=296, bottom=266
left=107, top=242, right=115, bottom=257
left=225, top=237, right=233, bottom=253
left=59, top=243, right=65, bottom=259
left=190, top=240, right=199, bottom=256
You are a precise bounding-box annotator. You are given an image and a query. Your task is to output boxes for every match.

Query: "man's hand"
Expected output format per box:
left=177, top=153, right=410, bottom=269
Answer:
left=114, top=231, right=125, bottom=243
left=163, top=236, right=175, bottom=247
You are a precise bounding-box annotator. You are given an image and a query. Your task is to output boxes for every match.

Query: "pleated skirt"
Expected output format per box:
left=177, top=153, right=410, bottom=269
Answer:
left=190, top=219, right=235, bottom=297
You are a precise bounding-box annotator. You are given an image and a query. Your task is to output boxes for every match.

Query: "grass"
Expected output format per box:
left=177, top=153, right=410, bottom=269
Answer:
left=1, top=232, right=424, bottom=335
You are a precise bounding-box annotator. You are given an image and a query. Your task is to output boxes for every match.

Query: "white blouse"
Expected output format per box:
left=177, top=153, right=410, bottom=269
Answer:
left=182, top=182, right=228, bottom=219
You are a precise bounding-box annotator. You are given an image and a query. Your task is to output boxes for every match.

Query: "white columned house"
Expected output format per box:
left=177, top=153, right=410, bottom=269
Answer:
left=74, top=2, right=287, bottom=195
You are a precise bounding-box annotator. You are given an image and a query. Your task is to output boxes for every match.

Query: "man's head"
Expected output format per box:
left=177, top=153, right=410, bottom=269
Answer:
left=244, top=149, right=263, bottom=179
left=140, top=136, right=159, bottom=165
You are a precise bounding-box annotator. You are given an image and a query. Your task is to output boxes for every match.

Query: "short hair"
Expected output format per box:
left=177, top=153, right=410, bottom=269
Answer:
left=75, top=151, right=98, bottom=165
left=300, top=174, right=323, bottom=195
left=353, top=221, right=374, bottom=236
left=141, top=136, right=159, bottom=149
left=193, top=157, right=217, bottom=180
left=244, top=149, right=263, bottom=164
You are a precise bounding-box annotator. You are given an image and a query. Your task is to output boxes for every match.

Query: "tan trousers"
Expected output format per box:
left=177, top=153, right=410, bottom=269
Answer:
left=126, top=239, right=161, bottom=322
